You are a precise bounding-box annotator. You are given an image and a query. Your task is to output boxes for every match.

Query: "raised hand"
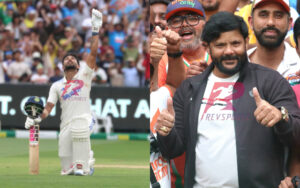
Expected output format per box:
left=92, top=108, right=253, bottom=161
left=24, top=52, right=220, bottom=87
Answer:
left=91, top=9, right=103, bottom=34
left=161, top=28, right=181, bottom=54
left=186, top=60, right=208, bottom=78
left=253, top=87, right=282, bottom=127
left=150, top=26, right=167, bottom=65
left=156, top=97, right=175, bottom=136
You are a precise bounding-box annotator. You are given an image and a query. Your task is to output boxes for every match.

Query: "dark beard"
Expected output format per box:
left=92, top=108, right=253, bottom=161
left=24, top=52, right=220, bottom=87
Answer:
left=254, top=26, right=287, bottom=49
left=64, top=65, right=78, bottom=72
left=203, top=2, right=220, bottom=11
left=213, top=53, right=248, bottom=76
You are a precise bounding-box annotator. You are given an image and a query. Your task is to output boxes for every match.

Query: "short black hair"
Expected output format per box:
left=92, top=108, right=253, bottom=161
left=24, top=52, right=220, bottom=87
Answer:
left=62, top=52, right=80, bottom=65
left=150, top=0, right=170, bottom=6
left=201, top=12, right=248, bottom=44
left=294, top=17, right=300, bottom=47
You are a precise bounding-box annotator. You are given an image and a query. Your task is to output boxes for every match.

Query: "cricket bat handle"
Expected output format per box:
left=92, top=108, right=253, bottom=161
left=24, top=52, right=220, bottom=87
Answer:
left=29, top=124, right=39, bottom=175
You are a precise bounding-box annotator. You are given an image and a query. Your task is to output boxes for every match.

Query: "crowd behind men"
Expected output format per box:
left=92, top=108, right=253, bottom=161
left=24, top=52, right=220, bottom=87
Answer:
left=0, top=0, right=150, bottom=87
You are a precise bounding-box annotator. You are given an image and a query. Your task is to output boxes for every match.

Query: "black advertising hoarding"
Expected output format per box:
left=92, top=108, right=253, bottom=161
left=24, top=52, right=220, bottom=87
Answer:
left=0, top=84, right=149, bottom=132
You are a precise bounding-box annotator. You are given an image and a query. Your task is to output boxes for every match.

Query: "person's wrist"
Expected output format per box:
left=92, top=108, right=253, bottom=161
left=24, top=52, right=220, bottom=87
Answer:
left=167, top=51, right=183, bottom=58
left=92, top=26, right=99, bottom=35
left=280, top=106, right=289, bottom=122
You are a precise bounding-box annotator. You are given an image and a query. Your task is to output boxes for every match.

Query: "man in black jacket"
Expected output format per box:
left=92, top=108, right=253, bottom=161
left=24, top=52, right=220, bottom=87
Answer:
left=156, top=12, right=300, bottom=188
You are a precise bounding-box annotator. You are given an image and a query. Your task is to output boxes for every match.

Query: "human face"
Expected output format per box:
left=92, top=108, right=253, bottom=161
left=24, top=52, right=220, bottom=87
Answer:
left=63, top=55, right=79, bottom=72
left=250, top=2, right=292, bottom=49
left=209, top=29, right=248, bottom=78
left=199, top=0, right=220, bottom=11
left=150, top=3, right=167, bottom=30
left=168, top=11, right=205, bottom=51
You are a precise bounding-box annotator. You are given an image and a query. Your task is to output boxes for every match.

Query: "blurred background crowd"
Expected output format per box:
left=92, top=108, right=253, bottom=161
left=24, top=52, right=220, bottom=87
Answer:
left=0, top=0, right=150, bottom=87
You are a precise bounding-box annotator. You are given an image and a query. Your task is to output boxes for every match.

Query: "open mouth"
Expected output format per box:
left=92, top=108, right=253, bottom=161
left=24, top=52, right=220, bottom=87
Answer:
left=180, top=31, right=194, bottom=40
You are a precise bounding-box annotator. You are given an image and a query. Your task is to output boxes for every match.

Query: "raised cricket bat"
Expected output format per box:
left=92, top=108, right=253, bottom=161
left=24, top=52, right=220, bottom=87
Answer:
left=29, top=106, right=39, bottom=175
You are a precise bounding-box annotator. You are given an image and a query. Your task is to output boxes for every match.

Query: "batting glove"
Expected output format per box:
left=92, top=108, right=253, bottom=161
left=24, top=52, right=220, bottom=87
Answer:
left=34, top=116, right=42, bottom=124
left=25, top=117, right=42, bottom=129
left=91, top=9, right=103, bottom=34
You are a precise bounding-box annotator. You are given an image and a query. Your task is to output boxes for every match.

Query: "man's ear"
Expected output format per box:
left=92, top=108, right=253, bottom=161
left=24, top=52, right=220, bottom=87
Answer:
left=288, top=16, right=293, bottom=31
left=202, top=41, right=209, bottom=54
left=202, top=41, right=208, bottom=48
left=248, top=15, right=254, bottom=30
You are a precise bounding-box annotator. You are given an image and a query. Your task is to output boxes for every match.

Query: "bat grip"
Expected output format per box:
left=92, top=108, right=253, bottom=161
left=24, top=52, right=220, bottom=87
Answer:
left=29, top=125, right=39, bottom=146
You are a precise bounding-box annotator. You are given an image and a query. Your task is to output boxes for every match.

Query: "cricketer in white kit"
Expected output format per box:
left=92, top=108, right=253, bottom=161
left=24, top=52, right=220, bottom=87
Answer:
left=25, top=9, right=103, bottom=176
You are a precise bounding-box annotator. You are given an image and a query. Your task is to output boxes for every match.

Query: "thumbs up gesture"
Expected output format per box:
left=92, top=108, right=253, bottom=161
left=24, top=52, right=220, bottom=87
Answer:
left=156, top=97, right=175, bottom=136
left=253, top=87, right=282, bottom=127
left=161, top=27, right=181, bottom=55
left=150, top=26, right=167, bottom=65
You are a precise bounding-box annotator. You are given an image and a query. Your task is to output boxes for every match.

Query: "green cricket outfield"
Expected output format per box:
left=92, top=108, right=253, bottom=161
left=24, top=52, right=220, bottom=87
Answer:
left=0, top=138, right=149, bottom=188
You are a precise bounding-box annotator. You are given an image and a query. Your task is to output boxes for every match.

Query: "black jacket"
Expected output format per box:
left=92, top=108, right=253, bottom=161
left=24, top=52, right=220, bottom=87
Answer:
left=158, top=62, right=300, bottom=188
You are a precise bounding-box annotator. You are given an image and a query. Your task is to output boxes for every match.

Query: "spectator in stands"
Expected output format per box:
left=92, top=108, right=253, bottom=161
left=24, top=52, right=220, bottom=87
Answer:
left=71, top=39, right=81, bottom=54
left=43, top=34, right=59, bottom=70
left=11, top=13, right=24, bottom=42
left=2, top=50, right=13, bottom=73
left=122, top=35, right=139, bottom=63
left=101, top=48, right=116, bottom=74
left=0, top=0, right=147, bottom=85
left=34, top=17, right=49, bottom=45
left=108, top=62, right=123, bottom=87
left=109, top=23, right=126, bottom=64
left=30, top=63, right=49, bottom=84
left=49, top=66, right=63, bottom=83
left=30, top=29, right=43, bottom=53
left=92, top=62, right=108, bottom=85
left=59, top=26, right=81, bottom=52
left=71, top=1, right=89, bottom=41
left=81, top=7, right=93, bottom=42
left=99, top=35, right=114, bottom=60
left=31, top=51, right=43, bottom=73
left=22, top=33, right=34, bottom=66
left=48, top=4, right=62, bottom=28
left=7, top=49, right=31, bottom=83
left=60, top=0, right=76, bottom=20
left=199, top=0, right=239, bottom=20
left=24, top=7, right=37, bottom=29
left=122, top=57, right=140, bottom=87
left=248, top=0, right=300, bottom=77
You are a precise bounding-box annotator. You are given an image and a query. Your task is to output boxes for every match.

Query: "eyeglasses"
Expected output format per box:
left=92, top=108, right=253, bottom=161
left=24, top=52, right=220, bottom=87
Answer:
left=168, top=14, right=203, bottom=28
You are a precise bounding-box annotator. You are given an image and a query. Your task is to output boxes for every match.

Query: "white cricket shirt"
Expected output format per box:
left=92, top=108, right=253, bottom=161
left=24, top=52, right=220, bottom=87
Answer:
left=47, top=65, right=94, bottom=127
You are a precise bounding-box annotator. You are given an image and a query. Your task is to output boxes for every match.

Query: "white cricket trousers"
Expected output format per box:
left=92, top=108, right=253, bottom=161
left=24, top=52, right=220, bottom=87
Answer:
left=59, top=117, right=95, bottom=175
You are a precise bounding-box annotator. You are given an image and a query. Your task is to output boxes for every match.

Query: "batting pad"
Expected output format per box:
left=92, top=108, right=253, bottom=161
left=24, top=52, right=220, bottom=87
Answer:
left=71, top=119, right=91, bottom=174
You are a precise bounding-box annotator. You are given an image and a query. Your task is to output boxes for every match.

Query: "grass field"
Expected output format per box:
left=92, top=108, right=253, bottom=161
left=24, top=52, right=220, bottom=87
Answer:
left=0, top=138, right=149, bottom=188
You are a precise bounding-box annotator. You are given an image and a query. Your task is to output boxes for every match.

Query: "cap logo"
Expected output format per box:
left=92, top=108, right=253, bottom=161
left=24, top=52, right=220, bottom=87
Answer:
left=172, top=0, right=195, bottom=7
left=34, top=97, right=40, bottom=102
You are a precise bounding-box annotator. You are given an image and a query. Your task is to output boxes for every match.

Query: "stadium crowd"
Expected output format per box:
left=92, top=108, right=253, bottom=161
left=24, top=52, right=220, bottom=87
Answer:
left=0, top=0, right=150, bottom=87
left=150, top=0, right=300, bottom=188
